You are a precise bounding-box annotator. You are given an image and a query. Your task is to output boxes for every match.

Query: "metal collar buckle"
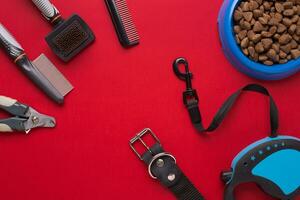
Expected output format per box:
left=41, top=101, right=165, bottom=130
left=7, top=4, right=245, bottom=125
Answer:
left=130, top=128, right=177, bottom=179
left=130, top=128, right=160, bottom=160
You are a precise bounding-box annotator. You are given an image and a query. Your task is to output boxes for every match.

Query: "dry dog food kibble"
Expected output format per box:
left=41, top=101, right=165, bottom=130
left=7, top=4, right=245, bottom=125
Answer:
left=233, top=0, right=300, bottom=65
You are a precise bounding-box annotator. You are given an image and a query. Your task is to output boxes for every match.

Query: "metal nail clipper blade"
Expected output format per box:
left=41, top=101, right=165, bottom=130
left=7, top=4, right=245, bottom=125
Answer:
left=0, top=23, right=73, bottom=104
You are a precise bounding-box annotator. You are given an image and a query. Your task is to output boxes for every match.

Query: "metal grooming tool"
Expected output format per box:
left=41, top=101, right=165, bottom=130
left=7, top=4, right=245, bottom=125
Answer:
left=0, top=23, right=73, bottom=104
left=0, top=95, right=56, bottom=133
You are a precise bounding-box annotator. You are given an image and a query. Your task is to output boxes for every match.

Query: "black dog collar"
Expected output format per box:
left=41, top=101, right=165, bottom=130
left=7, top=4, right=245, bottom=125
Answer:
left=130, top=128, right=205, bottom=200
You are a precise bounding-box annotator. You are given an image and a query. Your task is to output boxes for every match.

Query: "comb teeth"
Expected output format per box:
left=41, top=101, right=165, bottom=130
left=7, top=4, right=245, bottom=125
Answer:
left=106, top=0, right=140, bottom=47
left=115, top=0, right=139, bottom=43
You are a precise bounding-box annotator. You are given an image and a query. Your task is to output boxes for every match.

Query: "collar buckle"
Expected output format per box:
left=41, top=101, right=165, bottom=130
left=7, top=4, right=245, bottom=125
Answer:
left=129, top=128, right=160, bottom=160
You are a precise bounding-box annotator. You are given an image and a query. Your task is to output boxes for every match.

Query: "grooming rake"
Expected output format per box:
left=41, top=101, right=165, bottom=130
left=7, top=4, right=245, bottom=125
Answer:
left=0, top=23, right=73, bottom=104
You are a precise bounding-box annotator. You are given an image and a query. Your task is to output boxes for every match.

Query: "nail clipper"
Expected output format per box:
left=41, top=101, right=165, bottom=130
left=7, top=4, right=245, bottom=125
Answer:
left=0, top=96, right=56, bottom=134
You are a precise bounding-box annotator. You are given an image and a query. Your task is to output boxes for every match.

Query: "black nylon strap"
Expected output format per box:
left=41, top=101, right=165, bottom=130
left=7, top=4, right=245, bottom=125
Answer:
left=173, top=58, right=279, bottom=137
left=170, top=173, right=205, bottom=200
left=137, top=138, right=204, bottom=200
left=185, top=84, right=279, bottom=137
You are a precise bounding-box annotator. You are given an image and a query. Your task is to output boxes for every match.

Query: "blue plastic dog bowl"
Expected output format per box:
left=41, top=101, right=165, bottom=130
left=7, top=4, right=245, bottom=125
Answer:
left=218, top=0, right=300, bottom=80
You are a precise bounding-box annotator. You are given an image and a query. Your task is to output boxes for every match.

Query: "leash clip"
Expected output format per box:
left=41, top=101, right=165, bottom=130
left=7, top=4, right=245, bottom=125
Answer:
left=173, top=58, right=199, bottom=106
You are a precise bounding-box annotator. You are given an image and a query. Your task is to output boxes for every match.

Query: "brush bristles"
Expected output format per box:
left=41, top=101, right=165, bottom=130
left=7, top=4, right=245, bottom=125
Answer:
left=52, top=20, right=89, bottom=56
left=115, top=0, right=139, bottom=44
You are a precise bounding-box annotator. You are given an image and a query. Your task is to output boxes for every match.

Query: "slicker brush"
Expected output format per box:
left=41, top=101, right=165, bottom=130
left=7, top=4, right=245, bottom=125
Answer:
left=32, top=0, right=95, bottom=62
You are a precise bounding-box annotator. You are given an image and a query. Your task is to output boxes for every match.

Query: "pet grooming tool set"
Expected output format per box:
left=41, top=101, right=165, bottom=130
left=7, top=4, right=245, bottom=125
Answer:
left=0, top=23, right=73, bottom=104
left=31, top=0, right=95, bottom=62
left=1, top=1, right=299, bottom=200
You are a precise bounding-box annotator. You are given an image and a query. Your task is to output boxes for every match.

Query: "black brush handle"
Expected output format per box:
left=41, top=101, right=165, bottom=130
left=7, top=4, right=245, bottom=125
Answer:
left=105, top=0, right=139, bottom=47
left=0, top=24, right=64, bottom=104
left=32, top=0, right=63, bottom=25
left=105, top=0, right=129, bottom=46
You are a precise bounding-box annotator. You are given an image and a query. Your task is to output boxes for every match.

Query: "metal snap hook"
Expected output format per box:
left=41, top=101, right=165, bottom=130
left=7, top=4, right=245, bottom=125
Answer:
left=173, top=57, right=199, bottom=106
left=173, top=57, right=193, bottom=81
left=173, top=57, right=195, bottom=91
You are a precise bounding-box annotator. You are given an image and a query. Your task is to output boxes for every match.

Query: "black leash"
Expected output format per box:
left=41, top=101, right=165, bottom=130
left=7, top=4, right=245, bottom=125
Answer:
left=129, top=58, right=280, bottom=200
left=173, top=58, right=279, bottom=138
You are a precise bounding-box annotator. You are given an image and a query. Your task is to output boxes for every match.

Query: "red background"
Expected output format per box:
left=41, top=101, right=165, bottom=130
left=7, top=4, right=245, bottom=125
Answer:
left=0, top=0, right=299, bottom=199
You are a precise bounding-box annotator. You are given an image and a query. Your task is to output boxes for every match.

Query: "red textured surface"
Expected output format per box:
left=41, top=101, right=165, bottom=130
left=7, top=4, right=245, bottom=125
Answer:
left=0, top=0, right=299, bottom=200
